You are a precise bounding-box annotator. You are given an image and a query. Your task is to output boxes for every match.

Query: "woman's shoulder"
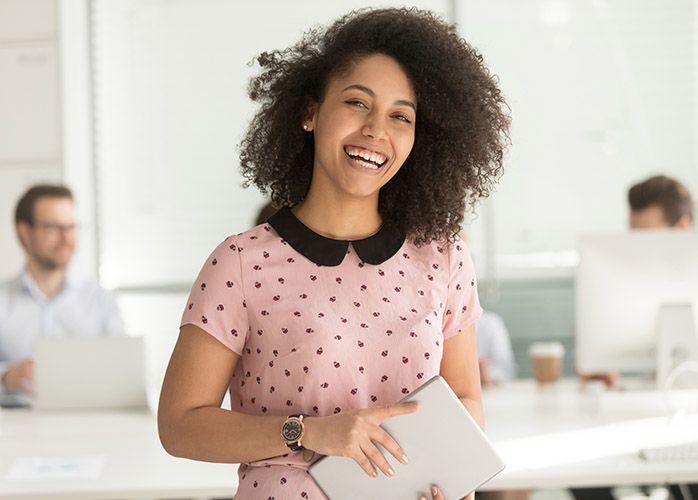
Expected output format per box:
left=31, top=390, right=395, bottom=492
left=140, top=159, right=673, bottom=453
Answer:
left=219, top=222, right=282, bottom=248
left=402, top=233, right=469, bottom=258
left=201, top=222, right=284, bottom=266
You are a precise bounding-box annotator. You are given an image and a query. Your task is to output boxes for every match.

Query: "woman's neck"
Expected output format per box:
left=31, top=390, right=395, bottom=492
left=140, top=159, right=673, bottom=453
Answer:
left=291, top=193, right=382, bottom=241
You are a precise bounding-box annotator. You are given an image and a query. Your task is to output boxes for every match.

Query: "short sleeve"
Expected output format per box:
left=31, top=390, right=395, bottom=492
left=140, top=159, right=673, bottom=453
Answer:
left=180, top=235, right=250, bottom=355
left=442, top=236, right=483, bottom=339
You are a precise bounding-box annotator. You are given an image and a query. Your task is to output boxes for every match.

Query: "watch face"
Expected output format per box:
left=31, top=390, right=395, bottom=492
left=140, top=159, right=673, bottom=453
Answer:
left=282, top=419, right=303, bottom=441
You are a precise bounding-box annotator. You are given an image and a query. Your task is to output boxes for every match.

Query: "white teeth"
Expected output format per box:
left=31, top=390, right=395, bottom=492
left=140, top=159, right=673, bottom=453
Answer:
left=344, top=146, right=387, bottom=166
left=353, top=158, right=379, bottom=169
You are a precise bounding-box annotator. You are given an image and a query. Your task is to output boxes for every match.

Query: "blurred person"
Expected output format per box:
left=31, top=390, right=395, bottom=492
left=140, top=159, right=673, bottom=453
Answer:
left=477, top=311, right=516, bottom=386
left=574, top=175, right=695, bottom=500
left=578, top=174, right=695, bottom=389
left=0, top=185, right=124, bottom=394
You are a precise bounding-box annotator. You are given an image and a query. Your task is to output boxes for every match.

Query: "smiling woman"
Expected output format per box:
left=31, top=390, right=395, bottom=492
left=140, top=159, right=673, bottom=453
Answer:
left=158, top=7, right=510, bottom=500
left=239, top=7, right=510, bottom=245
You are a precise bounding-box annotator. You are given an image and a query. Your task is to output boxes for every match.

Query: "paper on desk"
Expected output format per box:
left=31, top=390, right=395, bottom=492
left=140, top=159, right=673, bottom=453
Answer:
left=6, top=455, right=106, bottom=481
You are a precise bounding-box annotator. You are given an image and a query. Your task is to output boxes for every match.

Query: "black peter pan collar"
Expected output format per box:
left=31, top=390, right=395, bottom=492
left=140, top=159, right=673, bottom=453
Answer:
left=267, top=206, right=406, bottom=267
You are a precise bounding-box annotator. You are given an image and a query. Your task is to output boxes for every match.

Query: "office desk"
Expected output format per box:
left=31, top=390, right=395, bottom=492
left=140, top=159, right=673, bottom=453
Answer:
left=1, top=380, right=697, bottom=499
left=481, top=379, right=698, bottom=490
left=0, top=408, right=236, bottom=500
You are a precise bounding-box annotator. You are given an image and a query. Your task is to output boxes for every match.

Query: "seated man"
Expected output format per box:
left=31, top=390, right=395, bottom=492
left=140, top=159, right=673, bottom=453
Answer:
left=0, top=185, right=124, bottom=394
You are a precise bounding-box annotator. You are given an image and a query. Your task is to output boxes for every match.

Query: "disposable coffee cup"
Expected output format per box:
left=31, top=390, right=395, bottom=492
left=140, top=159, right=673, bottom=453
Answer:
left=529, top=341, right=565, bottom=384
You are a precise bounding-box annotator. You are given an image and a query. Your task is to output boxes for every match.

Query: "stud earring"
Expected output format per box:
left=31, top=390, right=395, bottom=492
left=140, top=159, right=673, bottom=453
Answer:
left=303, top=124, right=309, bottom=131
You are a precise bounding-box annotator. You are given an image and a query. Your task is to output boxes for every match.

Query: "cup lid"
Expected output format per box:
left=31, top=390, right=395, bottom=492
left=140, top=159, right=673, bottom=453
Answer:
left=528, top=341, right=565, bottom=357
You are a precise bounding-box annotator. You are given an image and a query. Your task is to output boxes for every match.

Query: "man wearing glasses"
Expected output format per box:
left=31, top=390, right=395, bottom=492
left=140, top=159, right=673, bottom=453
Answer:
left=0, top=184, right=124, bottom=394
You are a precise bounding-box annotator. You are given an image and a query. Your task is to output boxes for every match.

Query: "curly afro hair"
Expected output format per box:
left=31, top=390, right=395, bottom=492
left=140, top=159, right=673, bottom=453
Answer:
left=239, top=7, right=510, bottom=245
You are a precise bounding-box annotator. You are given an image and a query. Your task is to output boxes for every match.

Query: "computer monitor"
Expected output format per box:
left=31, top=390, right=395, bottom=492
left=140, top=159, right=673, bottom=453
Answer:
left=575, top=231, right=698, bottom=380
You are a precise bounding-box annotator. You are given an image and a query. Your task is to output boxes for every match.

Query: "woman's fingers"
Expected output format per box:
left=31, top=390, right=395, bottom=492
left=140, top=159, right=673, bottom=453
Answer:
left=360, top=441, right=394, bottom=477
left=351, top=446, right=377, bottom=478
left=418, top=484, right=445, bottom=500
left=371, top=426, right=409, bottom=464
left=375, top=401, right=419, bottom=421
left=431, top=484, right=445, bottom=499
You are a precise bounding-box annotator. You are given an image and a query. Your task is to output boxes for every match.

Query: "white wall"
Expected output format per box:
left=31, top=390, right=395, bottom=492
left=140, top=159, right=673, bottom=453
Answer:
left=0, top=0, right=62, bottom=281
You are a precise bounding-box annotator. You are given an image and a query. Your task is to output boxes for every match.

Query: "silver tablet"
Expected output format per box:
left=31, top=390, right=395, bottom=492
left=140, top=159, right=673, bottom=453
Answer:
left=309, top=375, right=505, bottom=499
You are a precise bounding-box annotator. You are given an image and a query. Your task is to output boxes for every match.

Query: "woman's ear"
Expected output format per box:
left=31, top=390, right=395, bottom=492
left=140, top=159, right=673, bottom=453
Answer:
left=302, top=101, right=318, bottom=132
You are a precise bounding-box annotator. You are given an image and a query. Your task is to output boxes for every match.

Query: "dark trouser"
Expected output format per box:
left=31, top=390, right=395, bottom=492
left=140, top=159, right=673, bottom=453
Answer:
left=670, top=483, right=698, bottom=500
left=569, top=487, right=614, bottom=500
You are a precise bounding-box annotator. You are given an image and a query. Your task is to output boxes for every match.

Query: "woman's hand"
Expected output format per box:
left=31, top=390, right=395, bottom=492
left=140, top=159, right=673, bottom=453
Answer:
left=419, top=485, right=473, bottom=500
left=302, top=402, right=418, bottom=478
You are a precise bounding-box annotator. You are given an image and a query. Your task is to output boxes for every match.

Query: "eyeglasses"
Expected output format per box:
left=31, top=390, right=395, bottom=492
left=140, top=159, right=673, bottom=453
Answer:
left=31, top=221, right=78, bottom=236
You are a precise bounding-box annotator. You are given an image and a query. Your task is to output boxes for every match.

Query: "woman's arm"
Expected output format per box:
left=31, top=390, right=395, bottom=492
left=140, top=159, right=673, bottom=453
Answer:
left=439, top=324, right=484, bottom=429
left=157, top=324, right=291, bottom=463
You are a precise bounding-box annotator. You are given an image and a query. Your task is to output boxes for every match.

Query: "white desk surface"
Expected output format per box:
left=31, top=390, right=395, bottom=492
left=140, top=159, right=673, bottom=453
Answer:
left=1, top=379, right=697, bottom=499
left=481, top=379, right=698, bottom=490
left=0, top=408, right=237, bottom=500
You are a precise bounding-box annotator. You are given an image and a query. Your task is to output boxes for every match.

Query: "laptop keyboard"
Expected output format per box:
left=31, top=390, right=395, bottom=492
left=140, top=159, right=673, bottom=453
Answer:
left=639, top=442, right=698, bottom=462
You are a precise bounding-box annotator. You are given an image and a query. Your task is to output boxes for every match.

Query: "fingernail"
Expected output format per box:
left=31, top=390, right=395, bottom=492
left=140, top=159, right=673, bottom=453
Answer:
left=371, top=470, right=377, bottom=478
left=402, top=454, right=409, bottom=464
left=387, top=467, right=394, bottom=476
left=432, top=486, right=438, bottom=496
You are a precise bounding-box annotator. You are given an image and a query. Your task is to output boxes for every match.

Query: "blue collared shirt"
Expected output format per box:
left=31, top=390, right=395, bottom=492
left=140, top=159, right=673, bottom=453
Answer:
left=0, top=270, right=124, bottom=378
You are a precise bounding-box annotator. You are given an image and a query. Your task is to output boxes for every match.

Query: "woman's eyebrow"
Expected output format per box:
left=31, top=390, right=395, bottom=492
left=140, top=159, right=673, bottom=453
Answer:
left=342, top=84, right=416, bottom=111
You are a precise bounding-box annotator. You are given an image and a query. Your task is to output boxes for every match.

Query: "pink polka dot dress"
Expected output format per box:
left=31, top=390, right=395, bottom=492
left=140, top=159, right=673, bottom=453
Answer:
left=181, top=207, right=483, bottom=499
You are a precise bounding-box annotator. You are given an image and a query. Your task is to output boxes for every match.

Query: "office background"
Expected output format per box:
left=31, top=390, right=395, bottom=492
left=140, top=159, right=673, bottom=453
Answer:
left=1, top=0, right=697, bottom=385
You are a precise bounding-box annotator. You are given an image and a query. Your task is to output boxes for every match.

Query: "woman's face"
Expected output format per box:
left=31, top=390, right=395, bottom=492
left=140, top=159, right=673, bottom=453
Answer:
left=307, top=53, right=417, bottom=202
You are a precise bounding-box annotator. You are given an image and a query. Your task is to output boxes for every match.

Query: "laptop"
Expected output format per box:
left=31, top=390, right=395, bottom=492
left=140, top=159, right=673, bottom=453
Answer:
left=1, top=336, right=147, bottom=411
left=309, top=375, right=505, bottom=499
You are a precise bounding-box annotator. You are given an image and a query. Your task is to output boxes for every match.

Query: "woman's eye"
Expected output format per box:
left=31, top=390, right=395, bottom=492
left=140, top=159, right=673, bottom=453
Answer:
left=346, top=99, right=367, bottom=109
left=393, top=114, right=412, bottom=124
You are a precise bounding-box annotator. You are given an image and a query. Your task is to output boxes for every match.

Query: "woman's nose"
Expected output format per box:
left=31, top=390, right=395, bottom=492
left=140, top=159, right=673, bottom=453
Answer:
left=361, top=114, right=387, bottom=140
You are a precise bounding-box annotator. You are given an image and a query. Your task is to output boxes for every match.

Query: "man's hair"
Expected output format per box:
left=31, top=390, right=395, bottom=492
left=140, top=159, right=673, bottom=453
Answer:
left=15, top=184, right=73, bottom=226
left=628, top=175, right=694, bottom=225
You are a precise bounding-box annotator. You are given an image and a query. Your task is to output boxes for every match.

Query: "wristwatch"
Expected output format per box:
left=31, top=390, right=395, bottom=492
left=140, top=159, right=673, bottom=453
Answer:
left=281, top=414, right=305, bottom=451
